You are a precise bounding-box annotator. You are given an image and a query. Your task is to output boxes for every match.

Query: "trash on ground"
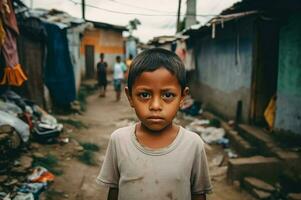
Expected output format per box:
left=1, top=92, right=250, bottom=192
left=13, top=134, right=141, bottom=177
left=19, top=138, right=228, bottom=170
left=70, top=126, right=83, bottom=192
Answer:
left=28, top=166, right=55, bottom=183
left=13, top=192, right=34, bottom=200
left=0, top=111, right=30, bottom=143
left=225, top=148, right=238, bottom=158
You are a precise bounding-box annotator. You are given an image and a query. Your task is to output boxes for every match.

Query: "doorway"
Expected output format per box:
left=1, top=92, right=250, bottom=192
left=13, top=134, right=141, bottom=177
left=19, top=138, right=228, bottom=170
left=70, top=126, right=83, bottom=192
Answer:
left=250, top=18, right=279, bottom=126
left=85, top=45, right=95, bottom=79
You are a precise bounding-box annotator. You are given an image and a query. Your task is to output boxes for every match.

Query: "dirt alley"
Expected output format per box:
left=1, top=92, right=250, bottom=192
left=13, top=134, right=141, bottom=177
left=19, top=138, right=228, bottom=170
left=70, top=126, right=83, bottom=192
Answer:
left=44, top=83, right=255, bottom=200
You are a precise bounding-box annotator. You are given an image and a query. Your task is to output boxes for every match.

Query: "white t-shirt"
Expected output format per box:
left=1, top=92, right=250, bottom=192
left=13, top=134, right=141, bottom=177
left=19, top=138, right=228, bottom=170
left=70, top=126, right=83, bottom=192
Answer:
left=113, top=62, right=126, bottom=80
left=97, top=125, right=212, bottom=200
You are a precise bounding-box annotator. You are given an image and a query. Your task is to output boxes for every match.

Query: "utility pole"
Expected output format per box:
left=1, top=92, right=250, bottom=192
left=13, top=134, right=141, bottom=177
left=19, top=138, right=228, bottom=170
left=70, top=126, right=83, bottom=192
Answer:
left=82, top=0, right=85, bottom=20
left=185, top=0, right=197, bottom=29
left=176, top=0, right=182, bottom=32
left=30, top=0, right=33, bottom=9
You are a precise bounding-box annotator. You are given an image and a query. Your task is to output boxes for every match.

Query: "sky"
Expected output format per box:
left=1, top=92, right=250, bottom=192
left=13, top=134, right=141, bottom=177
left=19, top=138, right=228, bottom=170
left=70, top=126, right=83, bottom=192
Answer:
left=22, top=0, right=240, bottom=43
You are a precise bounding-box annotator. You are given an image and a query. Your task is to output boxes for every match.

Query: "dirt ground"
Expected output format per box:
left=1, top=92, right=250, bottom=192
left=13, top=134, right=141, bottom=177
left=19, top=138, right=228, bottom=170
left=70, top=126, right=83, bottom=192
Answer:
left=38, top=83, right=255, bottom=200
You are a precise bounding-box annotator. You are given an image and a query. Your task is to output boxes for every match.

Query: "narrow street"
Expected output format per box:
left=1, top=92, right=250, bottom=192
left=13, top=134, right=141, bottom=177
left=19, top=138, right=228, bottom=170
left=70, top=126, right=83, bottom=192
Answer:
left=45, top=82, right=254, bottom=200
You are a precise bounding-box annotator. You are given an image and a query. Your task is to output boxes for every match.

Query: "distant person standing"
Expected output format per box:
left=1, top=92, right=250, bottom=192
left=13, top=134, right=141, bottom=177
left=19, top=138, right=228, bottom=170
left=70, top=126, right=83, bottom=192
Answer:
left=113, top=56, right=126, bottom=101
left=124, top=54, right=133, bottom=81
left=96, top=53, right=108, bottom=97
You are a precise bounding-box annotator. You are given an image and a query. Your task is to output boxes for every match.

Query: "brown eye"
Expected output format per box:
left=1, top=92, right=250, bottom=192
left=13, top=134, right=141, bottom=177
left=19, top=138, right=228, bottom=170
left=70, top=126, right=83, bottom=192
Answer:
left=139, top=92, right=151, bottom=99
left=162, top=92, right=175, bottom=100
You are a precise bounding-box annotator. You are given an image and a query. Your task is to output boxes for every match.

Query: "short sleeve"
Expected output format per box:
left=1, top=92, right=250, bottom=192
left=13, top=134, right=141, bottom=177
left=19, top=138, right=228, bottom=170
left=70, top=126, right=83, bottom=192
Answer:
left=96, top=134, right=119, bottom=188
left=122, top=63, right=127, bottom=71
left=191, top=139, right=212, bottom=194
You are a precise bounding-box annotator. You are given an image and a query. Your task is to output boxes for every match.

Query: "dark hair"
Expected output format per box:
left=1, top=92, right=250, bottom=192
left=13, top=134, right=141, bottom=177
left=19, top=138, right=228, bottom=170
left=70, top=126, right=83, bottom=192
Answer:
left=127, top=48, right=186, bottom=95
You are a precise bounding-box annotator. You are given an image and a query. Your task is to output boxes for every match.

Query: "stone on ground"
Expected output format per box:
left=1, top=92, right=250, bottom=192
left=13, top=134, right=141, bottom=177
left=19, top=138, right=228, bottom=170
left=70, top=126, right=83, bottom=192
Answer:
left=243, top=177, right=275, bottom=192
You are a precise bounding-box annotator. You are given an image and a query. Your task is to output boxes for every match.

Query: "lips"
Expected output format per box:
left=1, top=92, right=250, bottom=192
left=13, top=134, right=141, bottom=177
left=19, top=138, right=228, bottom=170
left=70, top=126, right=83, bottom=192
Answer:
left=147, top=116, right=164, bottom=122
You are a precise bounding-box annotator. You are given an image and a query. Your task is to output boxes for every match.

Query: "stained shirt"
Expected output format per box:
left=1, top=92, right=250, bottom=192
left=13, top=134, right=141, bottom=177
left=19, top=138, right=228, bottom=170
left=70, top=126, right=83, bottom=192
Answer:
left=97, top=125, right=212, bottom=200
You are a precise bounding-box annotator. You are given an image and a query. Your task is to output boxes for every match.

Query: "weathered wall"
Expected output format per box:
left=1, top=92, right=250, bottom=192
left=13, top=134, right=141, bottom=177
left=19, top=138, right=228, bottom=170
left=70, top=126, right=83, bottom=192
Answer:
left=67, top=29, right=81, bottom=94
left=190, top=17, right=255, bottom=122
left=275, top=13, right=301, bottom=134
left=80, top=28, right=125, bottom=76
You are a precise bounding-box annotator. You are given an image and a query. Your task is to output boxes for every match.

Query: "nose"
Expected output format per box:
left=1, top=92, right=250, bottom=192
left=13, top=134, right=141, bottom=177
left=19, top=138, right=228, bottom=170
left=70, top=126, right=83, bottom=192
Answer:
left=149, top=95, right=162, bottom=111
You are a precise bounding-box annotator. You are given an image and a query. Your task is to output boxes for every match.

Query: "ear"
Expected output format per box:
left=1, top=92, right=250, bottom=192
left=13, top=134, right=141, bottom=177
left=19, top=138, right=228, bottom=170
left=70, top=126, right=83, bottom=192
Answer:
left=180, top=87, right=189, bottom=107
left=125, top=87, right=134, bottom=107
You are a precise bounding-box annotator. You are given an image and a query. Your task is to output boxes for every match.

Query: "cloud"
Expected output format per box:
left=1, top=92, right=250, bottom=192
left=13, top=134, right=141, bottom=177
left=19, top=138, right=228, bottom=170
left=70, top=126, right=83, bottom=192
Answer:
left=24, top=0, right=240, bottom=42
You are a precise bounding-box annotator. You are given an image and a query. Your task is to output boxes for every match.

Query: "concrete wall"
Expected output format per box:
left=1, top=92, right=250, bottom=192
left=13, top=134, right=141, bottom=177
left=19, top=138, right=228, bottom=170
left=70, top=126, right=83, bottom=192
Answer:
left=275, top=13, right=301, bottom=134
left=80, top=28, right=125, bottom=77
left=190, top=17, right=255, bottom=122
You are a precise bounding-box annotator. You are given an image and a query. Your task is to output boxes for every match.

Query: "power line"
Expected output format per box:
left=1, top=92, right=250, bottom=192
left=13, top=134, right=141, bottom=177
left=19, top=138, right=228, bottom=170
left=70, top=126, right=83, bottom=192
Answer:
left=106, top=0, right=176, bottom=14
left=69, top=0, right=219, bottom=17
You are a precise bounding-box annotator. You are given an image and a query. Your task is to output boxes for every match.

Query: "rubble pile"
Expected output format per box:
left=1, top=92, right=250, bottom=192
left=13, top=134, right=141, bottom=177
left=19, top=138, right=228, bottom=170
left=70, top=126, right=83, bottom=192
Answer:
left=0, top=90, right=65, bottom=199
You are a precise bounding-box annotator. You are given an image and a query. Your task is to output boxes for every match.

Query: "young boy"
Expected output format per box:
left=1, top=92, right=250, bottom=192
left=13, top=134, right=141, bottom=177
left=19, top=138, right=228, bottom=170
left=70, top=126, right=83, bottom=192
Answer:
left=113, top=56, right=127, bottom=101
left=96, top=53, right=108, bottom=97
left=97, top=48, right=212, bottom=200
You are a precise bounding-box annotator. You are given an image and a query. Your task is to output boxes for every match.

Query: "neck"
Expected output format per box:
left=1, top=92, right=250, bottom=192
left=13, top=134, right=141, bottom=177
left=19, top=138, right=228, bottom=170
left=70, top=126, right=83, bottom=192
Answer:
left=139, top=122, right=176, bottom=137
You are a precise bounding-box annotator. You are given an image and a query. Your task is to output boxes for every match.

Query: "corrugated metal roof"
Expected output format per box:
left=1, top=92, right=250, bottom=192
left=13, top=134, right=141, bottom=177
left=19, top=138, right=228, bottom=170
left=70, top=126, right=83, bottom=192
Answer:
left=86, top=20, right=127, bottom=32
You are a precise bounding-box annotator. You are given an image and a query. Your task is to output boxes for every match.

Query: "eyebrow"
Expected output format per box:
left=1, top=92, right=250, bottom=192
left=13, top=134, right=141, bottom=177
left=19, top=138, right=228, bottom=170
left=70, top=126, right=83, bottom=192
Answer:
left=134, top=87, right=178, bottom=91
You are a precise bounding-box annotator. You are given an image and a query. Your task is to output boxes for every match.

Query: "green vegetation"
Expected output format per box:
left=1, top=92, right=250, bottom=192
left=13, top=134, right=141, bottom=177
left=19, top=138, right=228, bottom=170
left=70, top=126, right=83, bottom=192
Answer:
left=77, top=150, right=97, bottom=166
left=77, top=84, right=97, bottom=111
left=45, top=189, right=64, bottom=200
left=32, top=154, right=63, bottom=175
left=58, top=118, right=88, bottom=129
left=80, top=142, right=100, bottom=152
left=209, top=118, right=221, bottom=128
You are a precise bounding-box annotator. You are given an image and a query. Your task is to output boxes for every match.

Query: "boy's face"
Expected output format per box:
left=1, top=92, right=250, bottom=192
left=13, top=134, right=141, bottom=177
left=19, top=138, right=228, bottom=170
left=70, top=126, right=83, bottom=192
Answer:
left=125, top=67, right=188, bottom=132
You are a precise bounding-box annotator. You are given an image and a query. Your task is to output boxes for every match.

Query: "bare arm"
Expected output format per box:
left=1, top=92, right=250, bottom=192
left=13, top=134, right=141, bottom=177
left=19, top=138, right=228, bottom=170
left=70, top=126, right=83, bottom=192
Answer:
left=107, top=188, right=118, bottom=200
left=192, top=194, right=206, bottom=200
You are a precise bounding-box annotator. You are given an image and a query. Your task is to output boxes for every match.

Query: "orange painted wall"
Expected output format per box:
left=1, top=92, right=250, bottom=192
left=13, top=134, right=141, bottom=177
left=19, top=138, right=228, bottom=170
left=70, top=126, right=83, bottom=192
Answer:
left=80, top=28, right=124, bottom=55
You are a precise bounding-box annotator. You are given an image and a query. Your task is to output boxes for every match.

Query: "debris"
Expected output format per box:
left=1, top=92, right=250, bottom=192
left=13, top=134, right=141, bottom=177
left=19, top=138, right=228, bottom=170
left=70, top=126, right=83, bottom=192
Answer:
left=29, top=143, right=41, bottom=150
left=33, top=122, right=63, bottom=143
left=243, top=177, right=275, bottom=192
left=0, top=175, right=8, bottom=183
left=74, top=146, right=84, bottom=152
left=225, top=149, right=238, bottom=158
left=0, top=100, right=22, bottom=117
left=228, top=120, right=235, bottom=127
left=18, top=183, right=45, bottom=199
left=200, top=128, right=225, bottom=144
left=19, top=156, right=33, bottom=170
left=4, top=179, right=19, bottom=186
left=210, top=155, right=224, bottom=167
left=70, top=100, right=81, bottom=113
left=32, top=152, right=45, bottom=159
left=190, top=119, right=210, bottom=126
left=13, top=192, right=34, bottom=200
left=0, top=111, right=30, bottom=143
left=182, top=114, right=196, bottom=121
left=217, top=138, right=230, bottom=148
left=57, top=137, right=69, bottom=144
left=28, top=166, right=55, bottom=183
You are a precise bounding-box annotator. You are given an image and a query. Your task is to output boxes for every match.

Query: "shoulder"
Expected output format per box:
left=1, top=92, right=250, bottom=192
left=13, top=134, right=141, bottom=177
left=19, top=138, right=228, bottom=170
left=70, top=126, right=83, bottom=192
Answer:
left=110, top=125, right=134, bottom=143
left=180, top=127, right=205, bottom=150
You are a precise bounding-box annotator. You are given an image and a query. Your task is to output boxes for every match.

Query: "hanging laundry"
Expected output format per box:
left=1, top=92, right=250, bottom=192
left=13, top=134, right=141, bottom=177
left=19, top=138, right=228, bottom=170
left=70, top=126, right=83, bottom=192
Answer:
left=0, top=18, right=5, bottom=47
left=0, top=0, right=27, bottom=86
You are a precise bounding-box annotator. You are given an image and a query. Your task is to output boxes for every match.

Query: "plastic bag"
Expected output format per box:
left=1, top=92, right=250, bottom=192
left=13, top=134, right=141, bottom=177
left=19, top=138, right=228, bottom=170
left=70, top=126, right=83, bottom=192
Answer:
left=0, top=111, right=30, bottom=142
